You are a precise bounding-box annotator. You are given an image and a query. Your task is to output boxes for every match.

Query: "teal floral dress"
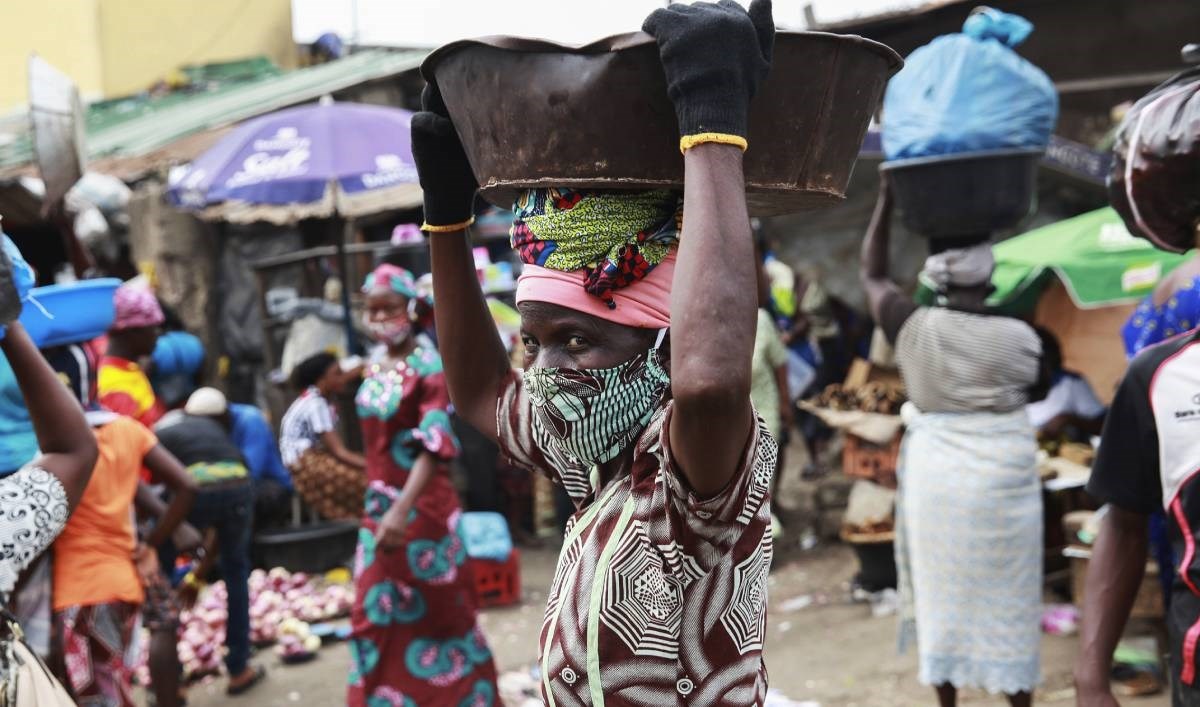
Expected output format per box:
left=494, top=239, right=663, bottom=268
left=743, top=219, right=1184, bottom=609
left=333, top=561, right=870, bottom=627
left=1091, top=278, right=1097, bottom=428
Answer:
left=347, top=347, right=497, bottom=707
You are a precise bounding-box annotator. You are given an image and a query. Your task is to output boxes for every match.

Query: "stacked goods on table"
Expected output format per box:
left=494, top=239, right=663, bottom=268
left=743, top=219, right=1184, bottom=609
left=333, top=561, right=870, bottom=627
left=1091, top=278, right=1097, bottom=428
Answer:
left=1109, top=57, right=1200, bottom=253
left=134, top=567, right=355, bottom=683
left=879, top=8, right=1057, bottom=241
left=803, top=359, right=906, bottom=489
left=811, top=381, right=905, bottom=416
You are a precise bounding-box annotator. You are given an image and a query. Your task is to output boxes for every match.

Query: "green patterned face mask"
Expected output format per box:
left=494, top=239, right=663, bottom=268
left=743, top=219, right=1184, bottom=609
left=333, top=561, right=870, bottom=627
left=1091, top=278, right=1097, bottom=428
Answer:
left=524, top=337, right=670, bottom=467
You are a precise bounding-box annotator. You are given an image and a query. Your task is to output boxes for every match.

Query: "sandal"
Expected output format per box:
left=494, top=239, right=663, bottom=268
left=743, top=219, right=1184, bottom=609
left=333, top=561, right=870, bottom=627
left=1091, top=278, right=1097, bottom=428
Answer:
left=225, top=665, right=267, bottom=696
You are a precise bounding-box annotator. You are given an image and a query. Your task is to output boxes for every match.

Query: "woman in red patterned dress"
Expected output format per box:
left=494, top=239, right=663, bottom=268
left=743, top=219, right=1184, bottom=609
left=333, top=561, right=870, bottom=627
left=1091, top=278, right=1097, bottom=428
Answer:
left=346, top=264, right=497, bottom=707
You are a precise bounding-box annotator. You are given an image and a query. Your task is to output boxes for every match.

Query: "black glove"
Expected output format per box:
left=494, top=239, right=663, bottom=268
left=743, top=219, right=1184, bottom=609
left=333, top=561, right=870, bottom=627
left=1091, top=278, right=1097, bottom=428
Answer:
left=643, top=0, right=774, bottom=148
left=410, top=84, right=478, bottom=228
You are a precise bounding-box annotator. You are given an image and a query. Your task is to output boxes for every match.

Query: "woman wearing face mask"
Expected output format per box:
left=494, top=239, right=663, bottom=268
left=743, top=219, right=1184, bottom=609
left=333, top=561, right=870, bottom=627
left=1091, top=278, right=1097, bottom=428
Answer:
left=415, top=1, right=776, bottom=703
left=345, top=263, right=497, bottom=707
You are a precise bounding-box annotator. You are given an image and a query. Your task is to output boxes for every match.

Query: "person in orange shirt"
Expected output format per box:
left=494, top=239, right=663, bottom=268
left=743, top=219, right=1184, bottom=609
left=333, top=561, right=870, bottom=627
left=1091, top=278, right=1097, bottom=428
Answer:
left=51, top=380, right=196, bottom=706
left=98, top=281, right=166, bottom=428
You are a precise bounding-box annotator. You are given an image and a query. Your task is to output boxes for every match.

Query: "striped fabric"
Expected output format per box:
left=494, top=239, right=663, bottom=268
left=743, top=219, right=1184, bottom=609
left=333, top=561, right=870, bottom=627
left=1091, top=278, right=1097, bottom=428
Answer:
left=279, top=387, right=337, bottom=467
left=524, top=349, right=670, bottom=470
left=894, top=308, right=1041, bottom=414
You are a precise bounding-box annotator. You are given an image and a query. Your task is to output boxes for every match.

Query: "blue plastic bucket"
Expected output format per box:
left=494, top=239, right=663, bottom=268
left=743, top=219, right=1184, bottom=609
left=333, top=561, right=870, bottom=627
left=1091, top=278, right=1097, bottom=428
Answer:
left=19, top=279, right=122, bottom=348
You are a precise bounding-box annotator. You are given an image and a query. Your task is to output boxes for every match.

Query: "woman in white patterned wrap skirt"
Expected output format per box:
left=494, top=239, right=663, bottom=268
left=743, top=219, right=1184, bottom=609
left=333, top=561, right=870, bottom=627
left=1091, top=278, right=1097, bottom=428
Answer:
left=861, top=179, right=1048, bottom=707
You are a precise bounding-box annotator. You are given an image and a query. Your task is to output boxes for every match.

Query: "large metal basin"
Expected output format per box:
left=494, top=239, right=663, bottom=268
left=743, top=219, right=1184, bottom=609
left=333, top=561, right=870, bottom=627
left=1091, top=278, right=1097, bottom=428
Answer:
left=423, top=31, right=902, bottom=216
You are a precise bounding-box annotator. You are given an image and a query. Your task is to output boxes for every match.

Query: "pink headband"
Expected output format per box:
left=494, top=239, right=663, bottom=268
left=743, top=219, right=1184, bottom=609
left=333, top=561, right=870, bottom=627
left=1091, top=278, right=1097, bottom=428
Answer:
left=516, top=251, right=674, bottom=329
left=112, top=283, right=165, bottom=331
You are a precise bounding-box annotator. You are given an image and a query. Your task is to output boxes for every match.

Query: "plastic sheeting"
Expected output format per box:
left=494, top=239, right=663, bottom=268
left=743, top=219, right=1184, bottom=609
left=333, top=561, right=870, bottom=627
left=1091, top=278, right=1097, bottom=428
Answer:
left=1108, top=67, right=1200, bottom=253
left=882, top=9, right=1057, bottom=160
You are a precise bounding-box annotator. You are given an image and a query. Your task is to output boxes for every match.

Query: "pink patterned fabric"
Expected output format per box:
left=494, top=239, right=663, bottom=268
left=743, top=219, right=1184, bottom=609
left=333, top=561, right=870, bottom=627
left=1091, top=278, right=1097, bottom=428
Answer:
left=111, top=283, right=164, bottom=331
left=516, top=252, right=675, bottom=329
left=362, top=263, right=417, bottom=298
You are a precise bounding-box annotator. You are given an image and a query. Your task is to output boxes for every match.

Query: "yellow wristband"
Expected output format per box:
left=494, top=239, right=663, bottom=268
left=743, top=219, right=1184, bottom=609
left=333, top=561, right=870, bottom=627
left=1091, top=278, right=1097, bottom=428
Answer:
left=421, top=217, right=475, bottom=233
left=679, top=133, right=748, bottom=153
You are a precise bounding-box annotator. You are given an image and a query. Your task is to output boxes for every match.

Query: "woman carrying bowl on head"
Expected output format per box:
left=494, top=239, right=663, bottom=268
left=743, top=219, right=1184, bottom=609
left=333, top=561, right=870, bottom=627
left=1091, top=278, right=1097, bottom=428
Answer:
left=860, top=177, right=1049, bottom=707
left=414, top=1, right=777, bottom=703
left=346, top=263, right=497, bottom=707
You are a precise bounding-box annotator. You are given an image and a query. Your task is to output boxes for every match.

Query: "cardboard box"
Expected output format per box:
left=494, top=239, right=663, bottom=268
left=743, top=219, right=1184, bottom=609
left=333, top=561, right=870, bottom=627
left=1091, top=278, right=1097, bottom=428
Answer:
left=843, top=358, right=904, bottom=394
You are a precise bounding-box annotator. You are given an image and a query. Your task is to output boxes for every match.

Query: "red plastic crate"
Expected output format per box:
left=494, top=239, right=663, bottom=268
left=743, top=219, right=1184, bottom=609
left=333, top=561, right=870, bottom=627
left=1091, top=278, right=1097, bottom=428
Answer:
left=470, top=549, right=521, bottom=608
left=843, top=432, right=901, bottom=489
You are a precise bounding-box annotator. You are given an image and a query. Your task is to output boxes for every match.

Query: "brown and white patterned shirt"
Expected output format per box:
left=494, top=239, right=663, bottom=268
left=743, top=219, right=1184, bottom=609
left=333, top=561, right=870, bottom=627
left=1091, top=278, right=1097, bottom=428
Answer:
left=496, top=369, right=776, bottom=706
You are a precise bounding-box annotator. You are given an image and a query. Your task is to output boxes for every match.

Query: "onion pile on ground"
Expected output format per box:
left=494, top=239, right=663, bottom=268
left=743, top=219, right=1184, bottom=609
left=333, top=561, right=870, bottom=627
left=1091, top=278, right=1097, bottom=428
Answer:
left=132, top=567, right=355, bottom=683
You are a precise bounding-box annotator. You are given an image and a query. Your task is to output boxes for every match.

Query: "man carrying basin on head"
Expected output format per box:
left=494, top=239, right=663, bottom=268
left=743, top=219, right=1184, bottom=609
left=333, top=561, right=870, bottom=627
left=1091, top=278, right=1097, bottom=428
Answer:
left=416, top=1, right=777, bottom=703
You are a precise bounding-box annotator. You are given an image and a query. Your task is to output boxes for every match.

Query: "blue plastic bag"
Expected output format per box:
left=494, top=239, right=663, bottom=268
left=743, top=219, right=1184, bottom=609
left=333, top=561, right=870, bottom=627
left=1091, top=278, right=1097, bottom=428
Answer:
left=881, top=9, right=1057, bottom=160
left=459, top=511, right=513, bottom=562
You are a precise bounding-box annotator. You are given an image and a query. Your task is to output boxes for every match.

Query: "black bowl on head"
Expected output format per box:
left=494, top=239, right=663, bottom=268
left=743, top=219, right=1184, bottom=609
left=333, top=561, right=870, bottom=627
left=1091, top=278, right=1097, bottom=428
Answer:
left=880, top=148, right=1043, bottom=239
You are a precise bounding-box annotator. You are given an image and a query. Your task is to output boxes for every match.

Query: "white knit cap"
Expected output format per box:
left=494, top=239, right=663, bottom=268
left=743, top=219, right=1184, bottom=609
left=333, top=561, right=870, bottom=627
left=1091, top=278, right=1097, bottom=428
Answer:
left=185, top=387, right=228, bottom=417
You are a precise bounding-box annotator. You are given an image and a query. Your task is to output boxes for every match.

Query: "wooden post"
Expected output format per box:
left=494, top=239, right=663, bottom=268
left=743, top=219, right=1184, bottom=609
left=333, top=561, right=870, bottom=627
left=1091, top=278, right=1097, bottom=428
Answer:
left=334, top=216, right=360, bottom=356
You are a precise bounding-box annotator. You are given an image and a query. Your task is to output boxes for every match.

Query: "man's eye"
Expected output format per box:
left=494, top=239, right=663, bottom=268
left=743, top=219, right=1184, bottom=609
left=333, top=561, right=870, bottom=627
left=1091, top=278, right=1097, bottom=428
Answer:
left=566, top=336, right=588, bottom=349
left=521, top=335, right=538, bottom=351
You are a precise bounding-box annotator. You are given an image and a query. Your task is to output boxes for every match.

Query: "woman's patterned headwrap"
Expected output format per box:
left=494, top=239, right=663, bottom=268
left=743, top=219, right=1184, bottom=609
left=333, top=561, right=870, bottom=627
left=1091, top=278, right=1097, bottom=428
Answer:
left=112, top=282, right=165, bottom=331
left=362, top=263, right=417, bottom=299
left=510, top=188, right=682, bottom=309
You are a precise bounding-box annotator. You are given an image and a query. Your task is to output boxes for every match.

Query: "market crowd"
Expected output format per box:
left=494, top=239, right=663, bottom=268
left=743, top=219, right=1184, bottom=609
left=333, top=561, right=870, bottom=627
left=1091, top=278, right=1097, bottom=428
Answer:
left=0, top=1, right=1199, bottom=707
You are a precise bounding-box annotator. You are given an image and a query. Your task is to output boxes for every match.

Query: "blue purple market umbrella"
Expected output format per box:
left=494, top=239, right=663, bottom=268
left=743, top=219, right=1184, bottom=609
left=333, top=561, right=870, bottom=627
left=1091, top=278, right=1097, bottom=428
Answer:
left=167, top=99, right=421, bottom=224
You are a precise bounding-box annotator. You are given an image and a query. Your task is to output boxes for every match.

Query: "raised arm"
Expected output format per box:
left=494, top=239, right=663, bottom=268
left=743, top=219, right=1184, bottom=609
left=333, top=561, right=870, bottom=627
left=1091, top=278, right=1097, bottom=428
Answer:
left=412, top=85, right=510, bottom=440
left=645, top=0, right=774, bottom=496
left=0, top=322, right=97, bottom=509
left=428, top=230, right=509, bottom=439
left=860, top=176, right=907, bottom=326
left=669, top=146, right=758, bottom=495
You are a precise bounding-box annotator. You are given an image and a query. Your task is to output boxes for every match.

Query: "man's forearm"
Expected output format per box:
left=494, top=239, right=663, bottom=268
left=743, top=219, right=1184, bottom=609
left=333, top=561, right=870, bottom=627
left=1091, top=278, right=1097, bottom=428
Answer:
left=1076, top=506, right=1150, bottom=687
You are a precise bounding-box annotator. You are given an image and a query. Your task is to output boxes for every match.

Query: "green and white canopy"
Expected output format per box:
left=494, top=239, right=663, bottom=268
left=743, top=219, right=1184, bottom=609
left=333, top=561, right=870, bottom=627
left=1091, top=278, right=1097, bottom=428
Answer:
left=921, top=208, right=1189, bottom=312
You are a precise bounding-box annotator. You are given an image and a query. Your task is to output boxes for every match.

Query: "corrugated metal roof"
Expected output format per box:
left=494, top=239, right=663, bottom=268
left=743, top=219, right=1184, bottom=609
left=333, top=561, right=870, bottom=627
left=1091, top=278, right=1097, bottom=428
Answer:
left=0, top=49, right=427, bottom=173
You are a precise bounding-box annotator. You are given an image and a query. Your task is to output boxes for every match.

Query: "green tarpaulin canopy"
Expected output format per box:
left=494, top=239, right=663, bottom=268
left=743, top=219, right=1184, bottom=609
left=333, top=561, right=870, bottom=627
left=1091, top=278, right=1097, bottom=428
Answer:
left=920, top=208, right=1189, bottom=312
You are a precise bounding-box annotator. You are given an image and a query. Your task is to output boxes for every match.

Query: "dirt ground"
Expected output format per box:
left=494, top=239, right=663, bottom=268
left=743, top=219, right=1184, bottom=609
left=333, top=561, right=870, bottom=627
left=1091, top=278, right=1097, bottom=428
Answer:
left=177, top=541, right=1170, bottom=707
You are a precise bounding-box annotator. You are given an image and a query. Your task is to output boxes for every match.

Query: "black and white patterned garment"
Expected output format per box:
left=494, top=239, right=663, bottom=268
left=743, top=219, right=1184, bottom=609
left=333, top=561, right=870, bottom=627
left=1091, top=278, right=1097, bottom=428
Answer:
left=0, top=467, right=68, bottom=603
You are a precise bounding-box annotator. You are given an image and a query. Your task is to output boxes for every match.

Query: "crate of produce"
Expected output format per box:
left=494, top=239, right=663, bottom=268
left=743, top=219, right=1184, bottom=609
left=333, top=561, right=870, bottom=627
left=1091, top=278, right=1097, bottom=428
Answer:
left=471, top=549, right=521, bottom=608
left=843, top=432, right=901, bottom=489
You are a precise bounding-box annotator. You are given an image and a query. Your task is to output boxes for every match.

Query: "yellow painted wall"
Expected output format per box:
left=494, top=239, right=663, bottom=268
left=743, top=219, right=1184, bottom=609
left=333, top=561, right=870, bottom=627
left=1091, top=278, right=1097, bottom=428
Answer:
left=0, top=0, right=295, bottom=112
left=95, top=0, right=296, bottom=98
left=0, top=0, right=105, bottom=111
